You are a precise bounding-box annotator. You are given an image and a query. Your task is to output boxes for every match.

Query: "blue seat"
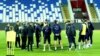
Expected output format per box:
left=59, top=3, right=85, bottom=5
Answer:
left=0, top=0, right=68, bottom=23
left=87, top=0, right=100, bottom=9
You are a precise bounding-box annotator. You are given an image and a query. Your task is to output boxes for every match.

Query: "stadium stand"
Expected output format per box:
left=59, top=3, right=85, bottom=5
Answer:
left=0, top=0, right=68, bottom=23
left=0, top=0, right=100, bottom=23
left=88, top=4, right=98, bottom=22
left=61, top=4, right=71, bottom=22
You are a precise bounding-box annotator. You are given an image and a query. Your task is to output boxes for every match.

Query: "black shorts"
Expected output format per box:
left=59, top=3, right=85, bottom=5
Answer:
left=44, top=35, right=50, bottom=44
left=78, top=35, right=85, bottom=42
left=54, top=34, right=61, bottom=41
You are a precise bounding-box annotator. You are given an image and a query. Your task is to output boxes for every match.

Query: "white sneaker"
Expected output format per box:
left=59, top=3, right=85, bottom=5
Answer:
left=55, top=47, right=57, bottom=51
left=78, top=43, right=81, bottom=49
left=61, top=47, right=63, bottom=50
left=69, top=48, right=71, bottom=51
left=89, top=44, right=92, bottom=47
left=43, top=49, right=46, bottom=51
left=39, top=42, right=41, bottom=45
left=78, top=45, right=81, bottom=49
left=49, top=49, right=51, bottom=51
left=65, top=36, right=67, bottom=38
left=86, top=44, right=89, bottom=48
left=33, top=44, right=34, bottom=46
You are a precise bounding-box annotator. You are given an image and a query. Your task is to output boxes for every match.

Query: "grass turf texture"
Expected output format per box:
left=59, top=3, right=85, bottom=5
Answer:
left=0, top=30, right=100, bottom=56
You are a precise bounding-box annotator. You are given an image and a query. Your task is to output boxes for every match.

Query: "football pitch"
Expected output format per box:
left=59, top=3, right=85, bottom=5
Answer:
left=0, top=30, right=100, bottom=56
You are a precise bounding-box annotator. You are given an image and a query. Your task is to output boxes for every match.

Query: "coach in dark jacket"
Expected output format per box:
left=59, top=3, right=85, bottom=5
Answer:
left=66, top=21, right=76, bottom=50
left=14, top=21, right=21, bottom=48
left=27, top=22, right=34, bottom=51
left=88, top=20, right=94, bottom=45
left=21, top=23, right=28, bottom=49
left=35, top=23, right=41, bottom=48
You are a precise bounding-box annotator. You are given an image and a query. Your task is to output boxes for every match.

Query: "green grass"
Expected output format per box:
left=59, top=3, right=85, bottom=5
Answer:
left=0, top=30, right=100, bottom=56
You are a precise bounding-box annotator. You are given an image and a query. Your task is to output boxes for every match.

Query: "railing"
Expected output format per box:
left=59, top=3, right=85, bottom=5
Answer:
left=61, top=4, right=70, bottom=22
left=67, top=0, right=74, bottom=20
left=89, top=4, right=98, bottom=21
left=85, top=0, right=92, bottom=21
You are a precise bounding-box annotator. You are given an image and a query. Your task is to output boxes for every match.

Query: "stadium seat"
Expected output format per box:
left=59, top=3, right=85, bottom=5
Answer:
left=0, top=0, right=100, bottom=23
left=0, top=0, right=68, bottom=23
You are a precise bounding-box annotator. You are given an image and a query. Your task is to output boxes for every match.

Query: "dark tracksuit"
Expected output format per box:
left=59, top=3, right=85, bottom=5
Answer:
left=14, top=24, right=20, bottom=47
left=88, top=22, right=94, bottom=44
left=85, top=24, right=90, bottom=41
left=27, top=25, right=34, bottom=51
left=35, top=24, right=41, bottom=48
left=66, top=24, right=76, bottom=48
left=21, top=25, right=28, bottom=49
left=39, top=23, right=43, bottom=44
left=43, top=25, right=51, bottom=44
left=52, top=24, right=61, bottom=41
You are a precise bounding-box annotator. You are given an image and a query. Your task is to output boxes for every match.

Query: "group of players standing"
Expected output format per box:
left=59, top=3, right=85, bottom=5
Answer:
left=66, top=19, right=94, bottom=51
left=5, top=19, right=94, bottom=51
